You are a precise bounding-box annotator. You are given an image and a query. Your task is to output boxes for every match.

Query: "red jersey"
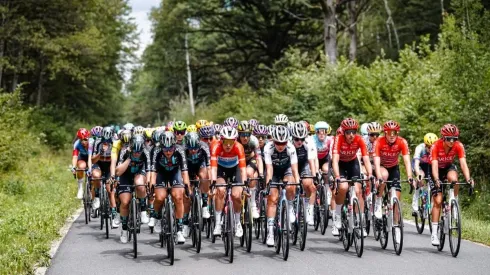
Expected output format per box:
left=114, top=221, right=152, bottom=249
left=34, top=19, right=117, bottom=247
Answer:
left=210, top=141, right=246, bottom=169
left=373, top=136, right=410, bottom=168
left=430, top=139, right=465, bottom=169
left=332, top=135, right=368, bottom=162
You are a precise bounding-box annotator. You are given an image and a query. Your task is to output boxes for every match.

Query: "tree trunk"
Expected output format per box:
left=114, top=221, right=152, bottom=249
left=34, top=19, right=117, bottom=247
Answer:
left=11, top=46, right=22, bottom=92
left=185, top=33, right=195, bottom=116
left=37, top=58, right=45, bottom=106
left=321, top=0, right=337, bottom=64
left=383, top=0, right=400, bottom=51
left=0, top=39, right=4, bottom=89
left=348, top=0, right=357, bottom=62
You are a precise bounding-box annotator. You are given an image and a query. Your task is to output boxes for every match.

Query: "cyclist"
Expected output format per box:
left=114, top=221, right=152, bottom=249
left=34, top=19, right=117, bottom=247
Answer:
left=195, top=119, right=209, bottom=130
left=332, top=118, right=372, bottom=236
left=361, top=122, right=382, bottom=210
left=173, top=121, right=187, bottom=145
left=237, top=120, right=264, bottom=219
left=264, top=125, right=300, bottom=246
left=249, top=119, right=259, bottom=130
left=291, top=122, right=317, bottom=225
left=184, top=132, right=212, bottom=221
left=91, top=127, right=114, bottom=220
left=360, top=123, right=369, bottom=138
left=148, top=129, right=165, bottom=228
left=223, top=117, right=239, bottom=129
left=429, top=124, right=474, bottom=246
left=411, top=132, right=438, bottom=214
left=210, top=126, right=248, bottom=238
left=72, top=128, right=94, bottom=199
left=115, top=135, right=150, bottom=243
left=149, top=131, right=190, bottom=244
left=199, top=125, right=216, bottom=145
left=213, top=124, right=223, bottom=140
left=274, top=114, right=288, bottom=126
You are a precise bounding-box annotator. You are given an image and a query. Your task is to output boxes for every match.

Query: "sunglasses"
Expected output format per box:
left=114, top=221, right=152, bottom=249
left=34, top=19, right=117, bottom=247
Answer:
left=294, top=138, right=305, bottom=142
left=256, top=135, right=267, bottom=140
left=175, top=130, right=186, bottom=135
left=162, top=146, right=175, bottom=152
left=223, top=139, right=235, bottom=146
left=239, top=132, right=251, bottom=137
left=444, top=136, right=458, bottom=142
left=316, top=130, right=326, bottom=134
left=385, top=130, right=398, bottom=137
left=274, top=141, right=288, bottom=146
left=369, top=133, right=380, bottom=138
left=188, top=146, right=200, bottom=150
left=344, top=130, right=357, bottom=135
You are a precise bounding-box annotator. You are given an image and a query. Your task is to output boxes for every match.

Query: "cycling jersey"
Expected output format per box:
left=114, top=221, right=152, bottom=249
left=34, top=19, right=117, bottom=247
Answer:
left=117, top=146, right=149, bottom=175
left=430, top=139, right=465, bottom=169
left=413, top=143, right=430, bottom=164
left=185, top=141, right=211, bottom=170
left=295, top=142, right=316, bottom=166
left=151, top=146, right=188, bottom=172
left=210, top=141, right=246, bottom=169
left=263, top=142, right=298, bottom=169
left=314, top=135, right=333, bottom=160
left=111, top=139, right=123, bottom=160
left=73, top=138, right=94, bottom=160
left=240, top=135, right=261, bottom=161
left=92, top=139, right=112, bottom=162
left=373, top=136, right=410, bottom=168
left=332, top=135, right=368, bottom=162
left=362, top=135, right=375, bottom=157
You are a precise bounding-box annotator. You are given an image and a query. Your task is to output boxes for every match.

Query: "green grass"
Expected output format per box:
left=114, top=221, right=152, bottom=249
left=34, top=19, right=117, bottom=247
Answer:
left=0, top=149, right=80, bottom=275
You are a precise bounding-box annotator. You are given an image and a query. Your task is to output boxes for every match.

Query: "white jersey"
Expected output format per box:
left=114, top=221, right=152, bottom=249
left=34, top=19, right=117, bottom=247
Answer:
left=264, top=141, right=298, bottom=169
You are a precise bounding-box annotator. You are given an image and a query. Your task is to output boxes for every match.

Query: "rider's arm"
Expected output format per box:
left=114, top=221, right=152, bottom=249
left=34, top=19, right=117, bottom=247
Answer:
left=210, top=143, right=219, bottom=181
left=116, top=158, right=130, bottom=176
left=456, top=143, right=471, bottom=182
left=110, top=140, right=121, bottom=177
left=431, top=159, right=439, bottom=182
left=289, top=144, right=300, bottom=183
left=264, top=144, right=273, bottom=184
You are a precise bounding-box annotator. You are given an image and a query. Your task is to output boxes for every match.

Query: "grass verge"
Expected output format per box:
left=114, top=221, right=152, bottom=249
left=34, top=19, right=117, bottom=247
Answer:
left=0, top=149, right=79, bottom=274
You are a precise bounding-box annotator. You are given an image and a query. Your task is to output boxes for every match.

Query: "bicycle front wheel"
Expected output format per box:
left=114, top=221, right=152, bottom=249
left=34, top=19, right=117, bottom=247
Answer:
left=299, top=197, right=307, bottom=251
left=281, top=202, right=290, bottom=261
left=131, top=200, right=138, bottom=258
left=320, top=186, right=329, bottom=234
left=100, top=187, right=104, bottom=230
left=352, top=198, right=363, bottom=257
left=227, top=199, right=234, bottom=263
left=245, top=198, right=253, bottom=252
left=379, top=214, right=389, bottom=250
left=192, top=194, right=202, bottom=253
left=392, top=197, right=403, bottom=255
left=448, top=199, right=461, bottom=257
left=414, top=191, right=425, bottom=234
left=166, top=201, right=175, bottom=265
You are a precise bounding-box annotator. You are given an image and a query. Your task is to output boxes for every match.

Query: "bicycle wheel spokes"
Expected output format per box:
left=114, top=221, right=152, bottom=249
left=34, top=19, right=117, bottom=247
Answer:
left=352, top=198, right=363, bottom=257
left=392, top=198, right=403, bottom=255
left=281, top=203, right=290, bottom=261
left=448, top=199, right=461, bottom=257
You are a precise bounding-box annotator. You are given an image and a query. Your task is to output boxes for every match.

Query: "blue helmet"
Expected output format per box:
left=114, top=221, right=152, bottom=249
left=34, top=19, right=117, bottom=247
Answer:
left=314, top=121, right=330, bottom=131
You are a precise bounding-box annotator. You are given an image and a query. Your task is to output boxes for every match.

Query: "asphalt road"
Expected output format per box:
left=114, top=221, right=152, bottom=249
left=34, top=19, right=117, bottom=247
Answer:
left=47, top=213, right=490, bottom=275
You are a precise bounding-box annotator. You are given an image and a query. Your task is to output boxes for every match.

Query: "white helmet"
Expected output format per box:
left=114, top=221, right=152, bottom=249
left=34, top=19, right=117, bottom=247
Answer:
left=133, top=125, right=145, bottom=136
left=274, top=114, right=289, bottom=125
left=220, top=126, right=238, bottom=140
left=360, top=123, right=369, bottom=136
left=272, top=125, right=290, bottom=142
left=291, top=122, right=308, bottom=139
left=160, top=131, right=176, bottom=148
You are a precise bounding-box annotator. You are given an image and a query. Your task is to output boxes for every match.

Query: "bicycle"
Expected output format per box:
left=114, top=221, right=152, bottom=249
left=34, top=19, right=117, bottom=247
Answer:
left=313, top=171, right=332, bottom=235
left=267, top=180, right=301, bottom=261
left=127, top=183, right=146, bottom=259
left=336, top=177, right=369, bottom=258
left=159, top=181, right=184, bottom=265
left=212, top=179, right=247, bottom=263
left=92, top=176, right=112, bottom=239
left=75, top=168, right=91, bottom=224
left=188, top=179, right=203, bottom=253
left=373, top=178, right=407, bottom=255
left=292, top=176, right=315, bottom=251
left=412, top=176, right=432, bottom=234
left=360, top=173, right=373, bottom=236
left=434, top=181, right=473, bottom=257
left=256, top=180, right=268, bottom=244
left=240, top=177, right=260, bottom=253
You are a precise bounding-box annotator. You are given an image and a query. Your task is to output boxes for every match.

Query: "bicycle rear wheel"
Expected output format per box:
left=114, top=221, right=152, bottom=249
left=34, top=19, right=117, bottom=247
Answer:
left=448, top=199, right=461, bottom=257
left=341, top=205, right=350, bottom=252
left=364, top=199, right=370, bottom=236
left=352, top=198, right=363, bottom=257
left=313, top=192, right=320, bottom=231
left=414, top=192, right=425, bottom=234
left=392, top=197, right=403, bottom=255
left=281, top=202, right=290, bottom=261
left=245, top=198, right=253, bottom=252
left=131, top=200, right=138, bottom=258
left=299, top=197, right=307, bottom=251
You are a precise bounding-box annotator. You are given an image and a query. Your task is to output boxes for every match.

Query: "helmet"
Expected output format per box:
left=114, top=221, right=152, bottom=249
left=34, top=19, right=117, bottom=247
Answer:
left=314, top=121, right=330, bottom=132
left=173, top=121, right=187, bottom=131
left=308, top=123, right=315, bottom=134
left=213, top=124, right=223, bottom=134
left=195, top=119, right=208, bottom=130
left=186, top=125, right=197, bottom=133
left=160, top=131, right=176, bottom=148
left=249, top=119, right=259, bottom=128
left=266, top=125, right=275, bottom=135
left=341, top=118, right=359, bottom=131
left=367, top=122, right=382, bottom=133
left=186, top=132, right=201, bottom=148
left=90, top=126, right=103, bottom=137
left=237, top=120, right=252, bottom=132
left=360, top=123, right=369, bottom=136
left=253, top=124, right=268, bottom=136
left=223, top=117, right=238, bottom=128
left=220, top=126, right=239, bottom=140
left=440, top=124, right=459, bottom=137
left=291, top=122, right=308, bottom=139
left=131, top=134, right=145, bottom=153
left=166, top=121, right=174, bottom=130
left=120, top=129, right=132, bottom=143
left=271, top=125, right=290, bottom=142
left=102, top=127, right=113, bottom=140
left=336, top=127, right=344, bottom=135
left=208, top=121, right=214, bottom=126
left=123, top=123, right=134, bottom=131
left=274, top=114, right=288, bottom=125
left=287, top=121, right=295, bottom=131
left=77, top=128, right=90, bottom=139
left=144, top=128, right=154, bottom=140
left=424, top=133, right=438, bottom=146
left=152, top=129, right=164, bottom=144
left=383, top=120, right=400, bottom=132
left=199, top=125, right=215, bottom=138
left=133, top=126, right=145, bottom=136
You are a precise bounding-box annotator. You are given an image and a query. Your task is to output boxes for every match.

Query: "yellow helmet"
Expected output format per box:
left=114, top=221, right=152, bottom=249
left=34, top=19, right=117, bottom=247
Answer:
left=187, top=125, right=198, bottom=133
left=424, top=133, right=438, bottom=146
left=144, top=128, right=155, bottom=140
left=208, top=121, right=214, bottom=126
left=195, top=119, right=209, bottom=130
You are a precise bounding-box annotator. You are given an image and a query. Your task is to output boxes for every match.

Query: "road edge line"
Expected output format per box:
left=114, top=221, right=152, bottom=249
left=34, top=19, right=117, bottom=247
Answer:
left=34, top=206, right=84, bottom=275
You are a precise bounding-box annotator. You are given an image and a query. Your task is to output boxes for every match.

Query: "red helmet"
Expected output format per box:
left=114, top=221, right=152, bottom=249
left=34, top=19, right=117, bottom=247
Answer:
left=440, top=124, right=459, bottom=137
left=383, top=120, right=400, bottom=132
left=336, top=127, right=344, bottom=135
left=340, top=118, right=359, bottom=131
left=77, top=128, right=90, bottom=139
